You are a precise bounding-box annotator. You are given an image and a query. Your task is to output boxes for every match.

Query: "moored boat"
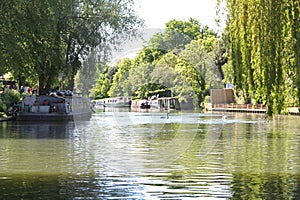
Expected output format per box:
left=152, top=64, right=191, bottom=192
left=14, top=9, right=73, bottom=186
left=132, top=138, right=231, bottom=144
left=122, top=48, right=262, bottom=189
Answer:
left=13, top=95, right=92, bottom=121
left=140, top=99, right=150, bottom=109
left=103, top=96, right=132, bottom=107
left=157, top=97, right=181, bottom=110
left=93, top=100, right=104, bottom=110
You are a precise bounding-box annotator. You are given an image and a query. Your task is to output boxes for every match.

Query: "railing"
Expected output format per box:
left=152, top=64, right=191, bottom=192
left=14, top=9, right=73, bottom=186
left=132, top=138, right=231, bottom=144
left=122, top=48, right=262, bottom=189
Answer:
left=208, top=103, right=266, bottom=113
left=213, top=104, right=266, bottom=109
left=206, top=104, right=300, bottom=115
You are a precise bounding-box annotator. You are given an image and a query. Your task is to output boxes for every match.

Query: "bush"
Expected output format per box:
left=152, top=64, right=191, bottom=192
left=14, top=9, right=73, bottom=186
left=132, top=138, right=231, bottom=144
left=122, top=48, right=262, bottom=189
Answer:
left=0, top=89, right=21, bottom=112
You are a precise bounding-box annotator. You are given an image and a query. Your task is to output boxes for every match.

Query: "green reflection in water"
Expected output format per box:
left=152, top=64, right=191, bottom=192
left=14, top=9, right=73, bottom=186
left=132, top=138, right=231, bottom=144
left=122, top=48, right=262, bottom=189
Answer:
left=231, top=173, right=300, bottom=200
left=0, top=113, right=300, bottom=199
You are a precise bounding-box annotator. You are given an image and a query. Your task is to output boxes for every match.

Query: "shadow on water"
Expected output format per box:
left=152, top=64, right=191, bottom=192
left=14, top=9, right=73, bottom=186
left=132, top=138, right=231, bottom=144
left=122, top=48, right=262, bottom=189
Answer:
left=0, top=121, right=75, bottom=139
left=0, top=173, right=149, bottom=200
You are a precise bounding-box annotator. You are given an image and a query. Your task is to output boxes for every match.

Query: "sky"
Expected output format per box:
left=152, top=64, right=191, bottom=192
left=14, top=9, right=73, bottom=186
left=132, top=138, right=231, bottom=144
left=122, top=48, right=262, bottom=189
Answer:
left=111, top=0, right=226, bottom=64
left=134, top=0, right=225, bottom=31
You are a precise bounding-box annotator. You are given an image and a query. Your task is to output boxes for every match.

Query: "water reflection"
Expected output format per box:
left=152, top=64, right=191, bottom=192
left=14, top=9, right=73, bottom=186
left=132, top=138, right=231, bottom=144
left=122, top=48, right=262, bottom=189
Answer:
left=0, top=113, right=300, bottom=199
left=0, top=121, right=75, bottom=139
left=231, top=173, right=300, bottom=200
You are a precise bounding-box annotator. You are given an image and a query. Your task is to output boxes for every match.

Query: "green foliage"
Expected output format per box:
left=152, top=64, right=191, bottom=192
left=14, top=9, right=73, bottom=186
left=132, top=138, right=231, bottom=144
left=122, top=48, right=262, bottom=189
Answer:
left=91, top=18, right=224, bottom=110
left=148, top=19, right=220, bottom=108
left=179, top=37, right=222, bottom=88
left=0, top=89, right=21, bottom=112
left=225, top=0, right=300, bottom=116
left=108, top=58, right=134, bottom=97
left=134, top=47, right=167, bottom=65
left=0, top=82, right=3, bottom=91
left=151, top=53, right=179, bottom=89
left=134, top=83, right=169, bottom=99
left=89, top=74, right=111, bottom=99
left=214, top=33, right=228, bottom=84
left=74, top=51, right=106, bottom=95
left=175, top=58, right=208, bottom=108
left=148, top=18, right=216, bottom=53
left=0, top=0, right=143, bottom=93
left=176, top=35, right=224, bottom=108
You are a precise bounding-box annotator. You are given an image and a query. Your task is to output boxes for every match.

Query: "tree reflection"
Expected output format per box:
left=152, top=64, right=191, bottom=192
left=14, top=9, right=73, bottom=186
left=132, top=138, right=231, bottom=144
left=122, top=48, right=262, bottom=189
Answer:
left=0, top=121, right=75, bottom=139
left=231, top=173, right=300, bottom=200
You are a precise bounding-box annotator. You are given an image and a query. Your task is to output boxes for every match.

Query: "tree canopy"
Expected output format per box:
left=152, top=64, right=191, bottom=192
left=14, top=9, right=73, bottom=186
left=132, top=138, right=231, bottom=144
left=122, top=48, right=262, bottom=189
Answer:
left=0, top=0, right=143, bottom=94
left=223, top=0, right=300, bottom=116
left=91, top=19, right=223, bottom=109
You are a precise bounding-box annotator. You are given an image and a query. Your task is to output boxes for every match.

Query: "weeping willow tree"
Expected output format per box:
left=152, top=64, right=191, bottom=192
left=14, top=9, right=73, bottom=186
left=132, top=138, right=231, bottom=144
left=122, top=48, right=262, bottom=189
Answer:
left=222, top=0, right=300, bottom=116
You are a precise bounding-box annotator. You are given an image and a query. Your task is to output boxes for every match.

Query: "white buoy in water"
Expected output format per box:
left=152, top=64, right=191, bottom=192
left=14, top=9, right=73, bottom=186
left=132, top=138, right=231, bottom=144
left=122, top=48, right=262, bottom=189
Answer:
left=222, top=114, right=227, bottom=120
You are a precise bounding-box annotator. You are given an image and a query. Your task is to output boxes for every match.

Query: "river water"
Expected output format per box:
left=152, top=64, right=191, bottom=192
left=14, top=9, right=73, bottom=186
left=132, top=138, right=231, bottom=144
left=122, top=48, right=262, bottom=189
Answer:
left=0, top=110, right=300, bottom=199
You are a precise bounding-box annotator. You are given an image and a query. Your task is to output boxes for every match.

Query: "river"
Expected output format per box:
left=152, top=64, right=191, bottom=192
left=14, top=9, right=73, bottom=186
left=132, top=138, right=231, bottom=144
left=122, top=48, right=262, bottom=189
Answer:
left=0, top=110, right=300, bottom=199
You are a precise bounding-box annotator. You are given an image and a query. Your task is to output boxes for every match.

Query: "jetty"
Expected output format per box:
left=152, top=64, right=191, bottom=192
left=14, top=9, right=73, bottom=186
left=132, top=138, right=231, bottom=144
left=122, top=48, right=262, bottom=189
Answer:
left=207, top=88, right=300, bottom=115
left=206, top=103, right=266, bottom=113
left=205, top=103, right=300, bottom=116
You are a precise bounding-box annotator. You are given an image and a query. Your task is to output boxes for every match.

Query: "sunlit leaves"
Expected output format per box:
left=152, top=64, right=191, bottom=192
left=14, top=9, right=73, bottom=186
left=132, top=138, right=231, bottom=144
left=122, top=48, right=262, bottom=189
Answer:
left=0, top=0, right=143, bottom=93
left=224, top=0, right=300, bottom=115
left=93, top=18, right=224, bottom=109
left=108, top=58, right=134, bottom=97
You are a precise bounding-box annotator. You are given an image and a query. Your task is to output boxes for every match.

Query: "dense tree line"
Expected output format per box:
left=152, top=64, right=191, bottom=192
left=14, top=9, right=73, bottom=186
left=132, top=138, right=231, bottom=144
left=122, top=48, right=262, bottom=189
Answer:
left=222, top=0, right=300, bottom=116
left=4, top=0, right=297, bottom=115
left=0, top=0, right=142, bottom=94
left=90, top=19, right=225, bottom=109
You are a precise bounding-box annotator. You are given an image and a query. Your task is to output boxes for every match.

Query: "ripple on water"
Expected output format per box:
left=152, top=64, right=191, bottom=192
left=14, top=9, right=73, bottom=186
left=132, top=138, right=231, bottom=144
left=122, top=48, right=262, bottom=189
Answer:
left=1, top=112, right=300, bottom=199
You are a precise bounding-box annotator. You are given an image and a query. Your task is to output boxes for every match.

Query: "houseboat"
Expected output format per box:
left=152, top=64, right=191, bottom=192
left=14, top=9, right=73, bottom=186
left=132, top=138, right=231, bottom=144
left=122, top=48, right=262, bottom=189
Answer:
left=131, top=99, right=151, bottom=109
left=13, top=95, right=92, bottom=121
left=158, top=97, right=181, bottom=110
left=140, top=99, right=150, bottom=109
left=93, top=100, right=104, bottom=110
left=103, top=96, right=132, bottom=107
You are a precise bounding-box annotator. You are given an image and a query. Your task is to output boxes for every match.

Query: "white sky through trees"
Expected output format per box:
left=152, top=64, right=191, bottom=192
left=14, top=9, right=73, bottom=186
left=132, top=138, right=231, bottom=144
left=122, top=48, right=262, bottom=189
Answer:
left=135, top=0, right=224, bottom=31
left=111, top=0, right=226, bottom=64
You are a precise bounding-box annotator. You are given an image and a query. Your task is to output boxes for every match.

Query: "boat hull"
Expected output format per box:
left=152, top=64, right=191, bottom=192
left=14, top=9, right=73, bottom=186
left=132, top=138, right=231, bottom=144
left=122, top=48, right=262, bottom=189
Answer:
left=104, top=104, right=131, bottom=108
left=13, top=95, right=93, bottom=121
left=103, top=96, right=132, bottom=108
left=14, top=112, right=92, bottom=121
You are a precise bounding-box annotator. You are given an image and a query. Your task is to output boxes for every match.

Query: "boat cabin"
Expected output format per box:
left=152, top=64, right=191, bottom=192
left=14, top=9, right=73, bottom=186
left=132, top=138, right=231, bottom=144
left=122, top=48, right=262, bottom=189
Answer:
left=158, top=97, right=180, bottom=110
left=22, top=95, right=70, bottom=113
left=104, top=96, right=132, bottom=107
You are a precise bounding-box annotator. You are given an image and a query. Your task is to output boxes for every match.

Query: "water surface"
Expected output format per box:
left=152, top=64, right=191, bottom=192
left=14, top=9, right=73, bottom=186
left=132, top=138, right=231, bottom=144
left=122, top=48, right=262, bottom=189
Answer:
left=0, top=111, right=300, bottom=199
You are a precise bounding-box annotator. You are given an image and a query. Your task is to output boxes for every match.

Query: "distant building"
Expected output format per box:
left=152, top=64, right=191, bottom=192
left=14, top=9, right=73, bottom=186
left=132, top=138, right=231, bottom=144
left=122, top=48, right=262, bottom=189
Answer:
left=210, top=89, right=234, bottom=104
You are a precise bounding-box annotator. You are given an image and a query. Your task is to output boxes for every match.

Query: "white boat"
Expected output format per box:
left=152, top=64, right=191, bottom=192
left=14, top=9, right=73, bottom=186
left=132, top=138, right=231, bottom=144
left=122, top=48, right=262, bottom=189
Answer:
left=93, top=100, right=104, bottom=110
left=103, top=96, right=132, bottom=107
